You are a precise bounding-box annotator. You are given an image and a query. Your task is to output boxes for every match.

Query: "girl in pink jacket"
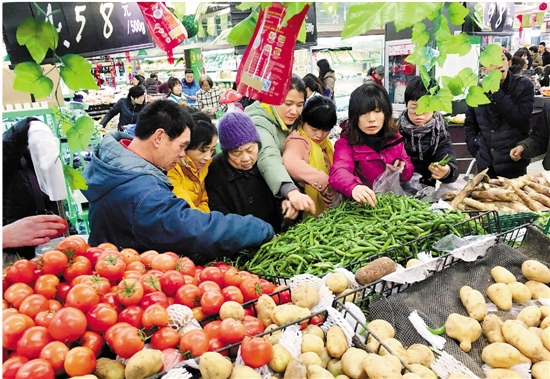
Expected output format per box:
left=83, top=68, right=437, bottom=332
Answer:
left=329, top=83, right=413, bottom=206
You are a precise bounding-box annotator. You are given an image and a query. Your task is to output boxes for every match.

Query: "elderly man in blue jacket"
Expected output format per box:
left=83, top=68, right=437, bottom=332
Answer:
left=464, top=51, right=534, bottom=178
left=82, top=100, right=274, bottom=264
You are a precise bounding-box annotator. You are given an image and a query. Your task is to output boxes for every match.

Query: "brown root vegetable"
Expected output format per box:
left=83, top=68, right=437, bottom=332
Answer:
left=451, top=168, right=489, bottom=209
left=506, top=179, right=547, bottom=212
left=471, top=189, right=518, bottom=202
left=524, top=180, right=550, bottom=196
left=354, top=257, right=396, bottom=285
left=524, top=186, right=550, bottom=208
left=462, top=197, right=492, bottom=211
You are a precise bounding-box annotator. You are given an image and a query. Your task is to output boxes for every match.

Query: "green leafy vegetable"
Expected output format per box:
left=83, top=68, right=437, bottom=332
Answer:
left=60, top=54, right=99, bottom=91
left=13, top=62, right=53, bottom=99
left=182, top=15, right=199, bottom=38
left=431, top=154, right=452, bottom=166
left=16, top=18, right=58, bottom=64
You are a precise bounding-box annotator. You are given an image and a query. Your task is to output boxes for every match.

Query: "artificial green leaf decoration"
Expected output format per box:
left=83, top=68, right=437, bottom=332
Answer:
left=457, top=67, right=478, bottom=88
left=195, top=2, right=209, bottom=16
left=405, top=46, right=431, bottom=66
left=13, top=61, right=53, bottom=98
left=236, top=2, right=259, bottom=11
left=197, top=18, right=205, bottom=38
left=422, top=88, right=454, bottom=113
left=341, top=2, right=443, bottom=39
left=471, top=3, right=491, bottom=31
left=427, top=6, right=442, bottom=21
left=227, top=9, right=258, bottom=46
left=447, top=33, right=472, bottom=57
left=481, top=70, right=502, bottom=93
left=412, top=23, right=430, bottom=46
left=60, top=54, right=99, bottom=91
left=297, top=20, right=307, bottom=43
left=417, top=94, right=431, bottom=113
left=16, top=18, right=58, bottom=64
left=436, top=51, right=448, bottom=68
left=171, top=2, right=186, bottom=19
left=65, top=115, right=94, bottom=152
left=51, top=105, right=73, bottom=135
left=447, top=76, right=464, bottom=96
left=434, top=15, right=452, bottom=44
left=479, top=43, right=502, bottom=67
left=63, top=164, right=88, bottom=191
left=466, top=86, right=491, bottom=107
left=447, top=2, right=469, bottom=25
left=282, top=2, right=311, bottom=26
left=322, top=2, right=338, bottom=15
left=440, top=75, right=453, bottom=88
left=419, top=65, right=431, bottom=89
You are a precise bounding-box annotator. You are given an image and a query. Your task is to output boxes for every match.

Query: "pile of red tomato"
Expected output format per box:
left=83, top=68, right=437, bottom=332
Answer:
left=2, top=236, right=289, bottom=379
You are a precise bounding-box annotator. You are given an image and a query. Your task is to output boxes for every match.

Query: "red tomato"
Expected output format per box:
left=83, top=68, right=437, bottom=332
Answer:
left=3, top=308, right=19, bottom=318
left=208, top=338, right=227, bottom=355
left=198, top=281, right=221, bottom=296
left=103, top=322, right=133, bottom=347
left=48, top=307, right=87, bottom=343
left=17, top=326, right=52, bottom=359
left=34, top=311, right=56, bottom=328
left=122, top=270, right=142, bottom=280
left=139, top=291, right=169, bottom=309
left=120, top=248, right=140, bottom=264
left=6, top=260, right=35, bottom=284
left=150, top=326, right=180, bottom=350
left=97, top=242, right=119, bottom=251
left=200, top=291, right=224, bottom=314
left=218, top=318, right=247, bottom=344
left=310, top=315, right=325, bottom=325
left=47, top=300, right=61, bottom=311
left=38, top=341, right=68, bottom=376
left=241, top=336, right=274, bottom=368
left=78, top=275, right=111, bottom=296
left=213, top=262, right=231, bottom=274
left=223, top=268, right=242, bottom=287
left=192, top=307, right=206, bottom=321
left=199, top=267, right=223, bottom=287
left=151, top=253, right=177, bottom=272
left=18, top=294, right=49, bottom=319
left=41, top=250, right=68, bottom=276
left=259, top=279, right=275, bottom=294
left=3, top=314, right=35, bottom=351
left=240, top=277, right=263, bottom=302
left=221, top=286, right=244, bottom=304
left=3, top=299, right=10, bottom=310
left=4, top=283, right=34, bottom=309
left=101, top=292, right=122, bottom=313
left=175, top=257, right=196, bottom=277
left=202, top=320, right=221, bottom=339
left=139, top=272, right=162, bottom=293
left=95, top=253, right=126, bottom=282
left=164, top=251, right=179, bottom=261
left=78, top=331, right=104, bottom=358
left=182, top=275, right=197, bottom=285
left=139, top=250, right=159, bottom=269
left=116, top=279, right=144, bottom=307
left=64, top=346, right=96, bottom=377
left=141, top=304, right=169, bottom=329
left=83, top=247, right=103, bottom=267
left=63, top=256, right=92, bottom=283
left=273, top=285, right=291, bottom=305
left=56, top=236, right=87, bottom=256
left=159, top=270, right=184, bottom=297
left=126, top=260, right=147, bottom=273
left=174, top=284, right=201, bottom=308
left=54, top=282, right=70, bottom=303
left=117, top=305, right=144, bottom=329
left=179, top=330, right=209, bottom=358
left=3, top=355, right=29, bottom=379
left=86, top=303, right=117, bottom=333
left=14, top=358, right=55, bottom=379
left=241, top=315, right=265, bottom=336
left=111, top=327, right=144, bottom=359
left=33, top=275, right=59, bottom=300
left=65, top=284, right=100, bottom=313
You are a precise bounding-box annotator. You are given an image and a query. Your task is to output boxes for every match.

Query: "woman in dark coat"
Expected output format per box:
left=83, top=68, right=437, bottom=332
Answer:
left=100, top=86, right=146, bottom=131
left=205, top=112, right=298, bottom=233
left=317, top=59, right=336, bottom=99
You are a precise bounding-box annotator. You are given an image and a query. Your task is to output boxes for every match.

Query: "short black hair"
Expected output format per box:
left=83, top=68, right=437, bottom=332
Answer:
left=302, top=73, right=324, bottom=94
left=186, top=117, right=218, bottom=151
left=134, top=75, right=145, bottom=85
left=128, top=85, right=145, bottom=100
left=529, top=46, right=538, bottom=53
left=540, top=42, right=546, bottom=47
left=504, top=52, right=512, bottom=62
left=185, top=69, right=194, bottom=75
left=301, top=96, right=336, bottom=131
left=135, top=100, right=194, bottom=140
left=404, top=76, right=428, bottom=104
left=150, top=73, right=158, bottom=79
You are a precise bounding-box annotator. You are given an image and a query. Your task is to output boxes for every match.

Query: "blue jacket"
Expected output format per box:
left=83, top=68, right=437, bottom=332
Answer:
left=181, top=80, right=201, bottom=105
left=100, top=97, right=144, bottom=131
left=82, top=133, right=274, bottom=264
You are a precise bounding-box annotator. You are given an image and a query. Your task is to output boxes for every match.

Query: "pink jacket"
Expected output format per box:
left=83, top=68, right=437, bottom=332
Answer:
left=329, top=131, right=413, bottom=198
left=282, top=131, right=332, bottom=192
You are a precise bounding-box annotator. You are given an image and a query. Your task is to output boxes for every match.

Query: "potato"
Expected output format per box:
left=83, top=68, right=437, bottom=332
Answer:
left=541, top=305, right=550, bottom=318
left=402, top=374, right=422, bottom=379
left=272, top=304, right=311, bottom=326
left=291, top=284, right=319, bottom=309
left=366, top=319, right=395, bottom=352
left=383, top=354, right=404, bottom=371
left=406, top=259, right=422, bottom=268
left=502, top=319, right=550, bottom=362
left=447, top=374, right=471, bottom=379
left=483, top=314, right=506, bottom=343
left=407, top=344, right=435, bottom=367
left=491, top=266, right=516, bottom=284
left=283, top=358, right=306, bottom=379
left=337, top=289, right=357, bottom=303
left=517, top=352, right=532, bottom=365
left=264, top=324, right=283, bottom=345
left=525, top=280, right=550, bottom=299
left=325, top=273, right=349, bottom=293
left=379, top=338, right=409, bottom=365
left=335, top=376, right=351, bottom=379
left=303, top=324, right=325, bottom=341
left=541, top=326, right=550, bottom=350
left=355, top=257, right=397, bottom=285
left=363, top=353, right=403, bottom=379
left=302, top=334, right=324, bottom=355
left=94, top=358, right=125, bottom=379
left=125, top=349, right=163, bottom=379
left=507, top=282, right=532, bottom=303
left=219, top=301, right=244, bottom=321
left=307, top=364, right=334, bottom=379
left=340, top=347, right=368, bottom=379
left=327, top=359, right=344, bottom=376
left=199, top=352, right=233, bottom=379
left=522, top=260, right=550, bottom=283
left=299, top=352, right=322, bottom=368
left=318, top=347, right=331, bottom=369
left=269, top=344, right=291, bottom=373
left=517, top=305, right=542, bottom=327
left=481, top=342, right=522, bottom=368
left=487, top=283, right=513, bottom=310
left=406, top=364, right=437, bottom=379
left=532, top=361, right=550, bottom=379
left=256, top=295, right=276, bottom=327
left=230, top=365, right=261, bottom=379
left=460, top=286, right=487, bottom=321
left=529, top=327, right=543, bottom=338
left=326, top=325, right=347, bottom=359
left=445, top=313, right=481, bottom=352
left=71, top=376, right=99, bottom=379
left=541, top=316, right=550, bottom=330
left=485, top=368, right=523, bottom=379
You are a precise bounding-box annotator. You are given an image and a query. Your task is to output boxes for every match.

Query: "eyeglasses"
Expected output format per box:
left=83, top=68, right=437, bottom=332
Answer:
left=407, top=107, right=431, bottom=115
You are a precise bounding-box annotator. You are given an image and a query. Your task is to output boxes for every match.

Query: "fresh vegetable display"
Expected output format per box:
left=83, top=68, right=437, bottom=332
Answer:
left=236, top=193, right=467, bottom=277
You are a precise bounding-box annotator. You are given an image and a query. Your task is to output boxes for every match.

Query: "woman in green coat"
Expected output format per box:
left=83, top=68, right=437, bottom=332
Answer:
left=245, top=75, right=316, bottom=215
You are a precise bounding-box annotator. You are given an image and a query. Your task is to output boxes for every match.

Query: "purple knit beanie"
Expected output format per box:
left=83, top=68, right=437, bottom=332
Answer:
left=218, top=112, right=261, bottom=150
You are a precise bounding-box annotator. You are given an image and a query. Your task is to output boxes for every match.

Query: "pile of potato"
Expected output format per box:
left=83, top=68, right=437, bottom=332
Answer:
left=446, top=259, right=550, bottom=379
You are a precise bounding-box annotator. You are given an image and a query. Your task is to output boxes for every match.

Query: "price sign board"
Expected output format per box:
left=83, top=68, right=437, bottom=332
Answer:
left=3, top=2, right=155, bottom=67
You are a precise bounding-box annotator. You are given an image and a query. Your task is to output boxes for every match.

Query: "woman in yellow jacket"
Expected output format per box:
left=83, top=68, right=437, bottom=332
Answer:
left=168, top=112, right=218, bottom=212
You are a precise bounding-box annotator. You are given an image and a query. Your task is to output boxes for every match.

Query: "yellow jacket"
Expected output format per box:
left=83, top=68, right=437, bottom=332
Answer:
left=167, top=157, right=211, bottom=212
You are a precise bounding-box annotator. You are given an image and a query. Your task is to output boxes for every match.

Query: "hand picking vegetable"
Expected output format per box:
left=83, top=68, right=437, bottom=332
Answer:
left=430, top=154, right=452, bottom=167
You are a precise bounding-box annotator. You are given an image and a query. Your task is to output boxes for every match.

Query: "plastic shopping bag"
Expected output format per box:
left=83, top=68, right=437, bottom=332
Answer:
left=372, top=166, right=406, bottom=196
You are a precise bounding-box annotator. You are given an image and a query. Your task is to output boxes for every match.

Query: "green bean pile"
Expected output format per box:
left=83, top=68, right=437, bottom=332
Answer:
left=238, top=193, right=467, bottom=277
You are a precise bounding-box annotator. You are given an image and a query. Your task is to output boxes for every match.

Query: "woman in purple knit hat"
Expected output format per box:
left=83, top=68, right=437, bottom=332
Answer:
left=205, top=112, right=299, bottom=232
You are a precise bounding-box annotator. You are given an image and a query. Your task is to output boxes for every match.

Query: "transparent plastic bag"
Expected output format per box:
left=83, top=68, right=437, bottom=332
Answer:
left=372, top=166, right=406, bottom=195
left=432, top=234, right=496, bottom=262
